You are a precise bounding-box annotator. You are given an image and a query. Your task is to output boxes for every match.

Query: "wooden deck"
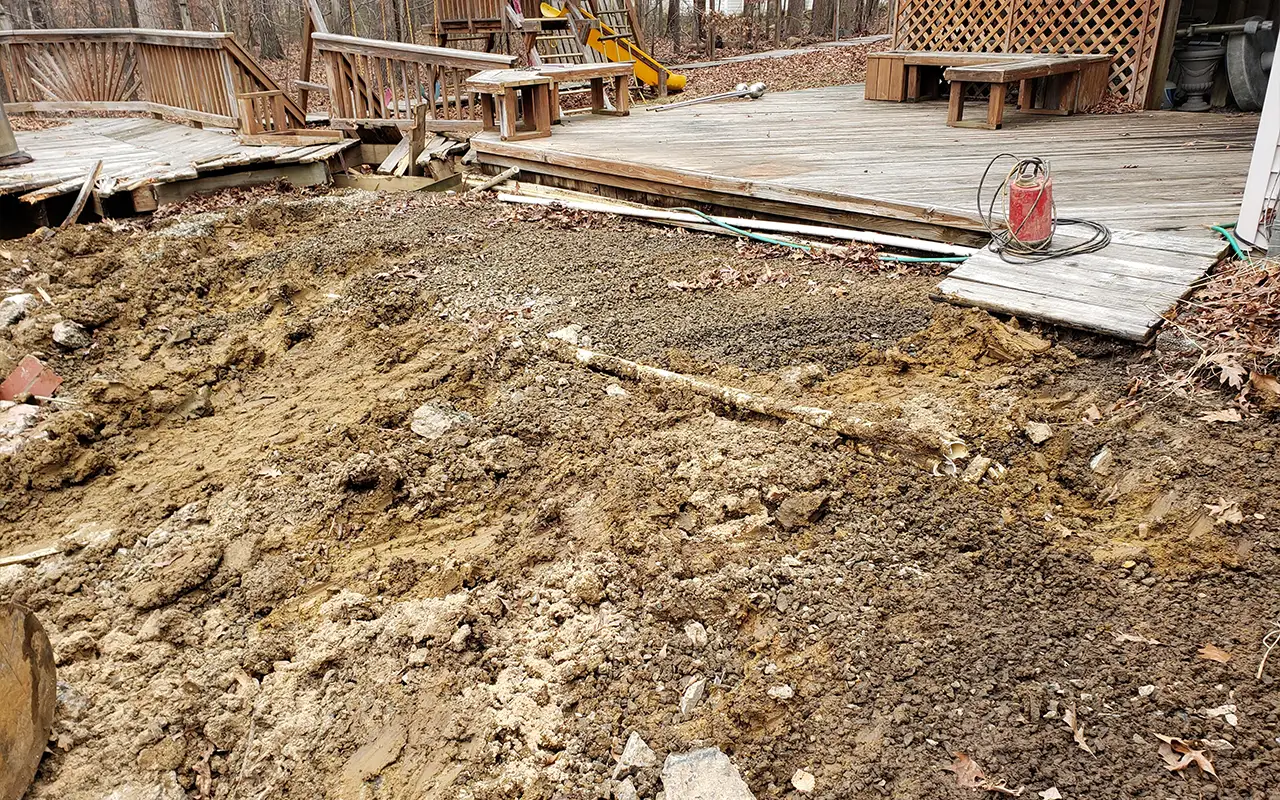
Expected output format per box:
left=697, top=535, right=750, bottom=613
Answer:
left=1, top=117, right=355, bottom=211
left=472, top=84, right=1259, bottom=341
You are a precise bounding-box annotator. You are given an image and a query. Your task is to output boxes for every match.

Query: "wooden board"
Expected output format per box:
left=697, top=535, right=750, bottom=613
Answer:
left=0, top=117, right=356, bottom=204
left=936, top=230, right=1226, bottom=341
left=470, top=84, right=1256, bottom=240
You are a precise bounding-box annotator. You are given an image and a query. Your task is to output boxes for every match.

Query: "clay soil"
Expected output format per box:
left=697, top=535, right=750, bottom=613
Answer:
left=1, top=189, right=1278, bottom=800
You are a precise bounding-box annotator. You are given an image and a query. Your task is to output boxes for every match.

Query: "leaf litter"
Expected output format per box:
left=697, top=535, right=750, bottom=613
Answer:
left=1062, top=706, right=1095, bottom=756
left=1198, top=643, right=1233, bottom=663
left=944, top=754, right=1025, bottom=796
left=1155, top=735, right=1218, bottom=778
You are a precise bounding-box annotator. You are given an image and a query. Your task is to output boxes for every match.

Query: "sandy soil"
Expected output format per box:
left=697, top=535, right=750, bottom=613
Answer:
left=1, top=190, right=1277, bottom=800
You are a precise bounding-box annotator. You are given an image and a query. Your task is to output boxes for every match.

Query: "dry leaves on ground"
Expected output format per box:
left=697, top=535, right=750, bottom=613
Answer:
left=1198, top=643, right=1233, bottom=663
left=1062, top=706, right=1095, bottom=756
left=1115, top=632, right=1163, bottom=645
left=944, top=754, right=1025, bottom=795
left=1162, top=258, right=1280, bottom=413
left=1199, top=408, right=1243, bottom=423
left=1155, top=735, right=1218, bottom=778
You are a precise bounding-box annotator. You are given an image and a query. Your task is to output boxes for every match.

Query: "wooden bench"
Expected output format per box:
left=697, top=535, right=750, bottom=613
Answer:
left=467, top=69, right=555, bottom=141
left=944, top=55, right=1112, bottom=129
left=532, top=62, right=634, bottom=123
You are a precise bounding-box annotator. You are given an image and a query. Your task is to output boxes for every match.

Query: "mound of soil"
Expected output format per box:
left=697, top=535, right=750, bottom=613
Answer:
left=0, top=190, right=1276, bottom=800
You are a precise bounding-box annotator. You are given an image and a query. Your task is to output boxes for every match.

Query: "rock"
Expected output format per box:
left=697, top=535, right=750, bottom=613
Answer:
left=679, top=678, right=706, bottom=715
left=777, top=363, right=826, bottom=392
left=791, top=769, right=815, bottom=793
left=0, top=293, right=37, bottom=327
left=605, top=383, right=629, bottom=397
left=51, top=320, right=92, bottom=349
left=1138, top=684, right=1156, bottom=697
left=684, top=620, right=708, bottom=648
left=449, top=624, right=471, bottom=652
left=568, top=570, right=605, bottom=605
left=613, top=731, right=658, bottom=779
left=319, top=590, right=376, bottom=622
left=409, top=402, right=472, bottom=440
left=54, top=630, right=98, bottom=664
left=548, top=325, right=582, bottom=346
left=126, top=544, right=223, bottom=609
left=614, top=778, right=639, bottom=800
left=1024, top=421, right=1053, bottom=444
left=773, top=491, right=828, bottom=531
left=766, top=684, right=794, bottom=700
left=475, top=435, right=526, bottom=474
left=1090, top=446, right=1115, bottom=474
left=961, top=455, right=993, bottom=484
left=662, top=747, right=756, bottom=800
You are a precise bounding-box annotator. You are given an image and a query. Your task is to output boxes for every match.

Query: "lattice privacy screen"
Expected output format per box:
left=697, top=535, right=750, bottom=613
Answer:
left=892, top=0, right=1169, bottom=102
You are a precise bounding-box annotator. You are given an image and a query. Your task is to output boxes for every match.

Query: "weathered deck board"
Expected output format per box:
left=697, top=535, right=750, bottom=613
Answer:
left=0, top=117, right=355, bottom=201
left=471, top=83, right=1254, bottom=341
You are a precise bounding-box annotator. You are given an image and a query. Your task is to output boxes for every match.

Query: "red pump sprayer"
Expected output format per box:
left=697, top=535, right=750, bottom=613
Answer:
left=977, top=154, right=1110, bottom=263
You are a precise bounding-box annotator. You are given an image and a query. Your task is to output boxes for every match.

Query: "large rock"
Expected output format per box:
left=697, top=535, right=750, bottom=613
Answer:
left=51, top=319, right=92, bottom=349
left=613, top=732, right=658, bottom=779
left=0, top=293, right=37, bottom=327
left=409, top=402, right=471, bottom=440
left=774, top=491, right=828, bottom=531
left=662, top=747, right=756, bottom=800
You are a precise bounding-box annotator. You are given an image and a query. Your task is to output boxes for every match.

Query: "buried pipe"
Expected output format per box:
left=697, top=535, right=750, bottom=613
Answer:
left=497, top=193, right=976, bottom=257
left=542, top=338, right=967, bottom=475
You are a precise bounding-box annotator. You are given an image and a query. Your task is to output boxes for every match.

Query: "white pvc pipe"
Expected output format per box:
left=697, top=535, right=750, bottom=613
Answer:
left=496, top=193, right=977, bottom=257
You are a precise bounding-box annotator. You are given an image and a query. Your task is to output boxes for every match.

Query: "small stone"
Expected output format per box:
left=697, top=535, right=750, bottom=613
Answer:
left=54, top=630, right=98, bottom=665
left=605, top=384, right=629, bottom=397
left=409, top=402, right=472, bottom=440
left=662, top=748, right=755, bottom=800
left=613, top=732, right=658, bottom=779
left=1090, top=446, right=1115, bottom=474
left=684, top=620, right=708, bottom=648
left=52, top=319, right=92, bottom=349
left=774, top=491, right=828, bottom=531
left=1038, top=789, right=1063, bottom=800
left=791, top=769, right=815, bottom=793
left=961, top=455, right=993, bottom=484
left=680, top=678, right=706, bottom=715
left=767, top=684, right=794, bottom=700
left=1122, top=560, right=1137, bottom=569
left=0, top=293, right=37, bottom=327
left=567, top=570, right=605, bottom=605
left=1138, top=684, right=1156, bottom=697
left=548, top=325, right=582, bottom=346
left=614, top=778, right=639, bottom=800
left=448, top=623, right=471, bottom=652
left=1024, top=421, right=1053, bottom=444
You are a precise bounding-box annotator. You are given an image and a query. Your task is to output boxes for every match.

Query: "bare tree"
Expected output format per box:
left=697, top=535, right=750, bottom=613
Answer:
left=665, top=0, right=680, bottom=51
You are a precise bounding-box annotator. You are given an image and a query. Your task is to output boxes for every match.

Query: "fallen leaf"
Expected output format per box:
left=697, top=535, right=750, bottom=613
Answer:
left=1198, top=643, right=1233, bottom=663
left=1115, top=632, right=1163, bottom=646
left=1206, top=352, right=1247, bottom=388
left=946, top=753, right=986, bottom=788
left=1038, top=789, right=1063, bottom=800
left=982, top=782, right=1025, bottom=796
left=1199, top=408, right=1242, bottom=423
left=1205, top=498, right=1244, bottom=525
left=1251, top=371, right=1280, bottom=398
left=1062, top=706, right=1095, bottom=756
left=1155, top=734, right=1218, bottom=778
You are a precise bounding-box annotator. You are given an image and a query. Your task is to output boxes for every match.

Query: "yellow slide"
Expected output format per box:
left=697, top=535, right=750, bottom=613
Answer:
left=539, top=2, right=686, bottom=92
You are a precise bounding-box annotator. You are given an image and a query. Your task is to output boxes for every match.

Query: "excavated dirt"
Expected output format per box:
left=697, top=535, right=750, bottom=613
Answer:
left=1, top=190, right=1278, bottom=800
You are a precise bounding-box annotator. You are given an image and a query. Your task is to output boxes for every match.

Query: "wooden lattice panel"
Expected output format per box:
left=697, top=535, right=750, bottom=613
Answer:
left=893, top=0, right=1167, bottom=102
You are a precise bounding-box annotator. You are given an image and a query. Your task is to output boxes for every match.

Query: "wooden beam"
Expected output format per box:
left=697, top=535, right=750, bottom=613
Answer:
left=58, top=160, right=103, bottom=229
left=140, top=162, right=330, bottom=207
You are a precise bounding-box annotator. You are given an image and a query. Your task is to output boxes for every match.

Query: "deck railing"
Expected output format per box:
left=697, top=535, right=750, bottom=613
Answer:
left=0, top=28, right=305, bottom=132
left=312, top=32, right=515, bottom=130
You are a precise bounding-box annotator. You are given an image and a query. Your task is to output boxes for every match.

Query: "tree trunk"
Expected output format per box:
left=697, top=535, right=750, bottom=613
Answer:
left=666, top=0, right=680, bottom=52
left=693, top=0, right=705, bottom=43
left=810, top=0, right=832, bottom=37
left=784, top=0, right=803, bottom=38
left=252, top=0, right=285, bottom=58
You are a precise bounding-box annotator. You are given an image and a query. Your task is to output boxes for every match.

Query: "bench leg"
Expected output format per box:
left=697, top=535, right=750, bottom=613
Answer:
left=550, top=81, right=562, bottom=124
left=907, top=65, right=921, bottom=102
left=590, top=77, right=606, bottom=113
left=986, top=82, right=1007, bottom=129
left=947, top=79, right=965, bottom=126
left=480, top=94, right=498, bottom=132
left=1018, top=79, right=1033, bottom=112
left=613, top=74, right=631, bottom=116
left=1022, top=72, right=1078, bottom=116
left=499, top=92, right=518, bottom=141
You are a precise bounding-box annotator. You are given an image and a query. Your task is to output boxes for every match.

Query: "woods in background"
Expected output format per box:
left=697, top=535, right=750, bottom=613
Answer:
left=0, top=0, right=886, bottom=63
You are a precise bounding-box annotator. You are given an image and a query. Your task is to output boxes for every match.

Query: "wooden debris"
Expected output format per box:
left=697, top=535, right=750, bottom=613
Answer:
left=542, top=338, right=966, bottom=473
left=468, top=166, right=520, bottom=194
left=0, top=546, right=60, bottom=568
left=57, top=160, right=103, bottom=231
